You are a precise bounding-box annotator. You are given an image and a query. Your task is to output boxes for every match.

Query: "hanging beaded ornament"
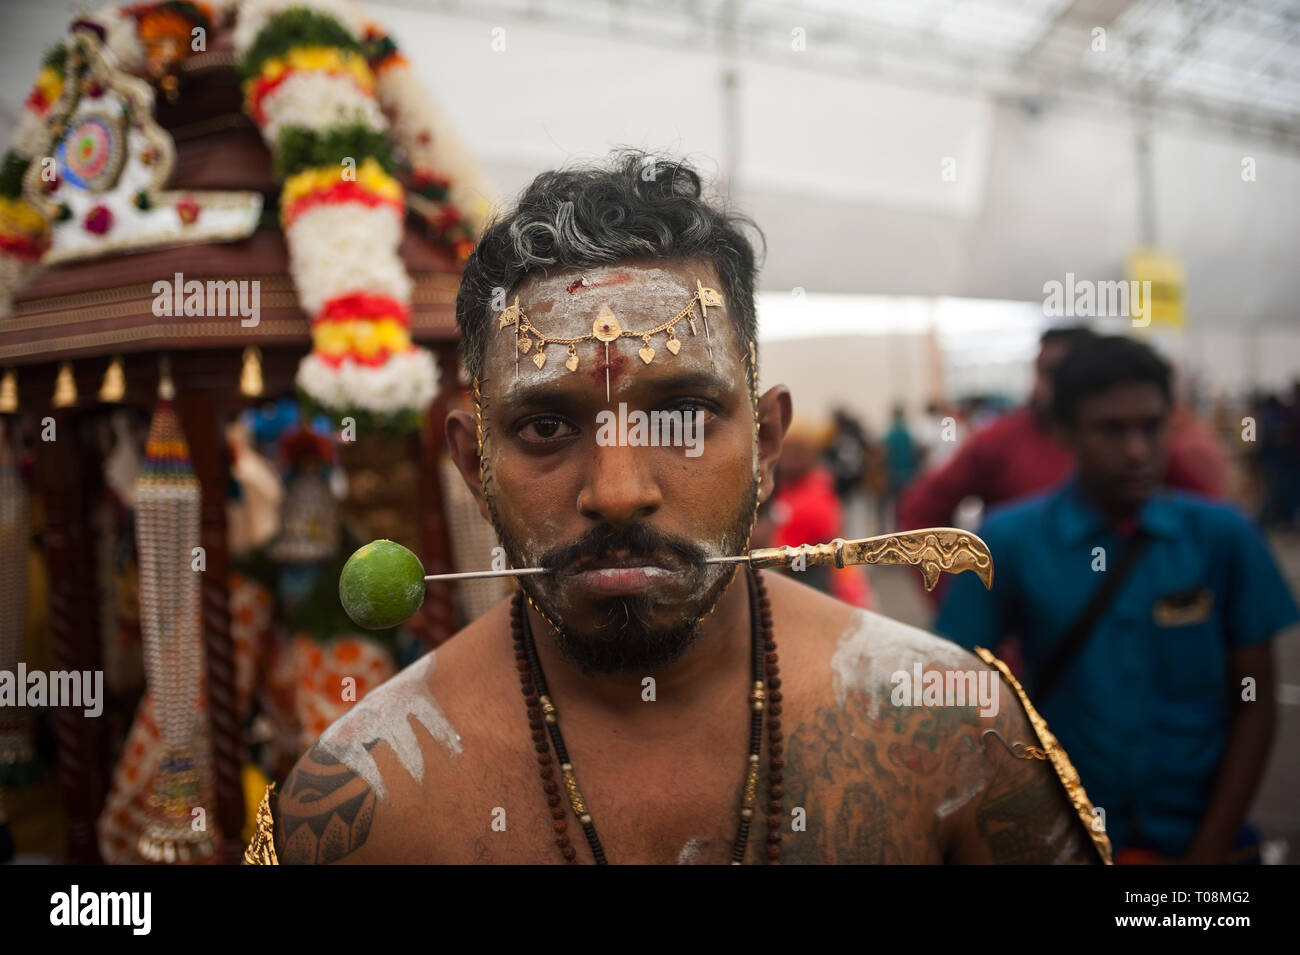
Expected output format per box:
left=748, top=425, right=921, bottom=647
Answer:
left=134, top=389, right=214, bottom=863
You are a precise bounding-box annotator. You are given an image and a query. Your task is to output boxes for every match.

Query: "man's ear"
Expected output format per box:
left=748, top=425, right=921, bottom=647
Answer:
left=445, top=409, right=491, bottom=523
left=755, top=385, right=793, bottom=505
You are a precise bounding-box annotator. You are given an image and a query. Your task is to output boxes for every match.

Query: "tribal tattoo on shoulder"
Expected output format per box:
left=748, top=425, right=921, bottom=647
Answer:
left=780, top=679, right=1094, bottom=864
left=275, top=741, right=379, bottom=865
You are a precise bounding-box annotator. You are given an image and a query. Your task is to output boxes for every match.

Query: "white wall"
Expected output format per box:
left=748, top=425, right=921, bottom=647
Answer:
left=756, top=331, right=936, bottom=435
left=754, top=291, right=1300, bottom=436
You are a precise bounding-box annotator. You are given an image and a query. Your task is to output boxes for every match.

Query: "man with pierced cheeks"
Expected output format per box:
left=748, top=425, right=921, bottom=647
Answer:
left=262, top=152, right=1106, bottom=865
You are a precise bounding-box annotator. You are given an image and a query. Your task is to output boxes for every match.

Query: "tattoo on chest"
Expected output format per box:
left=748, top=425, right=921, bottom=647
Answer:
left=781, top=692, right=976, bottom=863
left=779, top=683, right=1090, bottom=864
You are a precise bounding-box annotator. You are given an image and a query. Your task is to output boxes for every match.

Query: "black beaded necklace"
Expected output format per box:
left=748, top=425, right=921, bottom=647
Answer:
left=510, top=567, right=784, bottom=864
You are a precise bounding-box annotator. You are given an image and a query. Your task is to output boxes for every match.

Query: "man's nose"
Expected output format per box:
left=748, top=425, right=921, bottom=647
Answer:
left=576, top=443, right=663, bottom=524
left=1122, top=427, right=1151, bottom=464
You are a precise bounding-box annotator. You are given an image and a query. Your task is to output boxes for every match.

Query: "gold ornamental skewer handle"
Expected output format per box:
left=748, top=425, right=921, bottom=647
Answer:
left=706, top=527, right=994, bottom=592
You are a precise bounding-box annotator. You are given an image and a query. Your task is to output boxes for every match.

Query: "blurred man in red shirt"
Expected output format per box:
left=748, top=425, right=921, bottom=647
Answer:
left=900, top=326, right=1225, bottom=533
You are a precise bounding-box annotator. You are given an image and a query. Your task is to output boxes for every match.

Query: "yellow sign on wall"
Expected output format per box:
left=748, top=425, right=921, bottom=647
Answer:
left=1127, top=248, right=1185, bottom=328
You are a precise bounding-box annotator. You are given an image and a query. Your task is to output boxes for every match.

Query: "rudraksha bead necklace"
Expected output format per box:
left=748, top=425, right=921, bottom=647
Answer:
left=510, top=566, right=783, bottom=864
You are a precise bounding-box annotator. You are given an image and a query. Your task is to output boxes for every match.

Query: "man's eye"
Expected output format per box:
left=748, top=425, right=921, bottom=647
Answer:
left=518, top=416, right=578, bottom=442
left=669, top=399, right=717, bottom=422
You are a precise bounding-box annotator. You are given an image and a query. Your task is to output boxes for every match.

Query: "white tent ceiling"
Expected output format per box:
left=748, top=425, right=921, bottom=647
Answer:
left=3, top=0, right=1298, bottom=326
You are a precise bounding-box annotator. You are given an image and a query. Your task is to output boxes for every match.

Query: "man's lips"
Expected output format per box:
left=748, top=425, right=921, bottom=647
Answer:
left=569, top=565, right=683, bottom=596
left=559, top=555, right=689, bottom=596
left=561, top=552, right=684, bottom=575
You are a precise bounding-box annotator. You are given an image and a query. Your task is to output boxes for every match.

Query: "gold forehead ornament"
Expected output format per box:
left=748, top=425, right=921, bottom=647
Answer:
left=497, top=279, right=724, bottom=400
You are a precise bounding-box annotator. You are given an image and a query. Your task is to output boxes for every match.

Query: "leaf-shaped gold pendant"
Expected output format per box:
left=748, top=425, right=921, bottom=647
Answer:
left=499, top=304, right=519, bottom=328
left=518, top=336, right=532, bottom=354
left=565, top=353, right=579, bottom=371
left=533, top=350, right=547, bottom=369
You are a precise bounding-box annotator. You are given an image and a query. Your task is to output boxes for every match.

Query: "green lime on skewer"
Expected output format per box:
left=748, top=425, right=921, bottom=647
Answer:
left=339, top=539, right=426, bottom=630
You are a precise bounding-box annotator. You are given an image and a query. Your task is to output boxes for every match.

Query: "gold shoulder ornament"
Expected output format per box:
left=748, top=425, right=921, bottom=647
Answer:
left=242, top=784, right=279, bottom=865
left=974, top=647, right=1114, bottom=865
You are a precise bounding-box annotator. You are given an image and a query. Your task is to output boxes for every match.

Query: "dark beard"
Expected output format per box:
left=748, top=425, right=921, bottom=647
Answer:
left=488, top=479, right=758, bottom=675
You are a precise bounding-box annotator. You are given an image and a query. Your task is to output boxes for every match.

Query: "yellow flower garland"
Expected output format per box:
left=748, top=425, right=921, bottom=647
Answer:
left=30, top=66, right=64, bottom=112
left=280, top=157, right=402, bottom=210
left=313, top=317, right=411, bottom=361
left=0, top=197, right=50, bottom=238
left=247, top=46, right=374, bottom=95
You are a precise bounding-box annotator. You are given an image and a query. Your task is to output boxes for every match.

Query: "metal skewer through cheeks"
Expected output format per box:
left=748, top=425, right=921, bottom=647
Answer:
left=423, top=527, right=993, bottom=592
left=425, top=567, right=549, bottom=582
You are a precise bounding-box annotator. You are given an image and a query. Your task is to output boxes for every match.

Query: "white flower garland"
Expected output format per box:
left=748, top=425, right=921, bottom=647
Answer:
left=233, top=0, right=442, bottom=419
left=259, top=69, right=387, bottom=142
left=230, top=0, right=495, bottom=242
left=283, top=202, right=410, bottom=316
left=296, top=348, right=437, bottom=415
left=11, top=109, right=47, bottom=165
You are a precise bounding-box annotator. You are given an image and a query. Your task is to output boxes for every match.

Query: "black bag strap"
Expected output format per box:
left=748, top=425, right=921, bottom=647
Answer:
left=1033, top=529, right=1152, bottom=706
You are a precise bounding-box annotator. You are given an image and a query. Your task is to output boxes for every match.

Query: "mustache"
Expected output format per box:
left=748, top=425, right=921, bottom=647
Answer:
left=537, top=523, right=709, bottom=575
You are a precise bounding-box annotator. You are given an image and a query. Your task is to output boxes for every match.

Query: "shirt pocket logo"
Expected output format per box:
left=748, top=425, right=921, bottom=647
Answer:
left=1152, top=586, right=1214, bottom=627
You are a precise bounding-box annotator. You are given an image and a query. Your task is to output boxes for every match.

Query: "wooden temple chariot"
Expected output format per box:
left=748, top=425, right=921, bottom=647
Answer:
left=0, top=44, right=467, bottom=864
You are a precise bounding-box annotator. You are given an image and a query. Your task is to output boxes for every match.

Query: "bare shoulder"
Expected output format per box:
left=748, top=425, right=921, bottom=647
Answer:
left=763, top=572, right=1096, bottom=864
left=274, top=597, right=514, bottom=864
left=762, top=568, right=987, bottom=695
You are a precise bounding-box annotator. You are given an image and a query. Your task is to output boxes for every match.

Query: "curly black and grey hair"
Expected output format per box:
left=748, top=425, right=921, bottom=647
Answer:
left=455, top=150, right=764, bottom=380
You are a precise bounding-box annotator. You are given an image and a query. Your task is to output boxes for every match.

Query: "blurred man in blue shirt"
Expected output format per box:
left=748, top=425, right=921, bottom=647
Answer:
left=936, top=336, right=1298, bottom=863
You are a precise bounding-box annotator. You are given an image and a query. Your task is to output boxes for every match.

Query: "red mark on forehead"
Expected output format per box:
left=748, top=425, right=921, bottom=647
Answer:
left=589, top=349, right=630, bottom=386
left=581, top=272, right=633, bottom=290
